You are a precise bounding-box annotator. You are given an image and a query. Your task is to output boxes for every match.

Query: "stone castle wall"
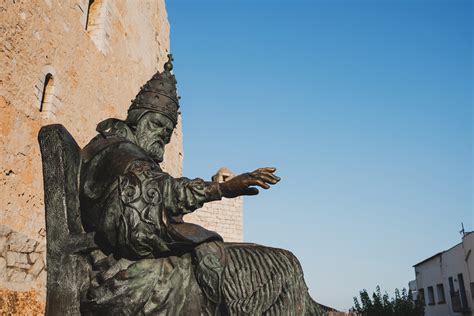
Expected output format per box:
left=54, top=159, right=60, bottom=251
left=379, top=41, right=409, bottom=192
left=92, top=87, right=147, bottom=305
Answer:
left=0, top=1, right=173, bottom=310
left=0, top=0, right=243, bottom=312
left=1, top=0, right=174, bottom=241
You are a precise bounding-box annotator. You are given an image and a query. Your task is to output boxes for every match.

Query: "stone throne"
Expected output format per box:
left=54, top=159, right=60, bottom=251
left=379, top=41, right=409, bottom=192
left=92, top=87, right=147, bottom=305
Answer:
left=38, top=124, right=96, bottom=315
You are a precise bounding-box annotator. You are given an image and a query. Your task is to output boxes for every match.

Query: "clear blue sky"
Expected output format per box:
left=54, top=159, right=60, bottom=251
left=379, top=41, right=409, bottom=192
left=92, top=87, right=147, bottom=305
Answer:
left=166, top=0, right=473, bottom=311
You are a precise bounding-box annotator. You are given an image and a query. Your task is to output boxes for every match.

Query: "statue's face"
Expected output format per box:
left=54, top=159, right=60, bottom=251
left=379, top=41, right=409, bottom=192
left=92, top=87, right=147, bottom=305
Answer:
left=134, top=112, right=174, bottom=162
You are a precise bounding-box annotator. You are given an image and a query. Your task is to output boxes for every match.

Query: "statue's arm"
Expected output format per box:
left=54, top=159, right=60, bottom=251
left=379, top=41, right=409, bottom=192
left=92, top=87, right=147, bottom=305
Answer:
left=161, top=167, right=279, bottom=216
left=161, top=176, right=222, bottom=216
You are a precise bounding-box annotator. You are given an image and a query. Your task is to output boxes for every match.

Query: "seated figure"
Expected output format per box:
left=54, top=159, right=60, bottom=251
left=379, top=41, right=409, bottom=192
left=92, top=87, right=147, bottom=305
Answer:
left=40, top=55, right=325, bottom=315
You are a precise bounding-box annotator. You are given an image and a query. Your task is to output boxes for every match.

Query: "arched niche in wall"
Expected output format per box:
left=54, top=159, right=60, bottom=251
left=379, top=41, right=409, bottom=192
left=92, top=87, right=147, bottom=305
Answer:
left=39, top=73, right=54, bottom=112
left=79, top=0, right=111, bottom=54
left=34, top=65, right=60, bottom=119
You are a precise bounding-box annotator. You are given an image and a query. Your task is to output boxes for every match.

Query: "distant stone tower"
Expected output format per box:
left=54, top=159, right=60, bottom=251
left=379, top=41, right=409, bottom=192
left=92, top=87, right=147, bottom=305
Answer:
left=186, top=167, right=244, bottom=242
left=0, top=1, right=242, bottom=313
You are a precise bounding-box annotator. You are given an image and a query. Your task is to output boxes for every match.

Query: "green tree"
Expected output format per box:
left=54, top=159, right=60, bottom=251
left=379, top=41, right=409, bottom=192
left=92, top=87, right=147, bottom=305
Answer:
left=352, top=286, right=424, bottom=316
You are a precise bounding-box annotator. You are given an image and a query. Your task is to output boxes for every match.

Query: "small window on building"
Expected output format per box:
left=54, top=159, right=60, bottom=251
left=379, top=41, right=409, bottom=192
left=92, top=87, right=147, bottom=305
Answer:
left=449, top=277, right=455, bottom=294
left=427, top=286, right=435, bottom=305
left=437, top=284, right=446, bottom=304
left=84, top=0, right=109, bottom=54
left=40, top=73, right=54, bottom=112
left=458, top=273, right=469, bottom=309
left=418, top=288, right=426, bottom=306
left=86, top=0, right=97, bottom=30
left=34, top=65, right=60, bottom=118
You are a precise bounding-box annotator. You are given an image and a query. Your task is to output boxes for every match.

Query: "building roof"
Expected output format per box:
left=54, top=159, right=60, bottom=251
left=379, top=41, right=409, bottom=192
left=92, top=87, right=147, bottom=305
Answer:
left=413, top=231, right=473, bottom=267
left=413, top=252, right=443, bottom=267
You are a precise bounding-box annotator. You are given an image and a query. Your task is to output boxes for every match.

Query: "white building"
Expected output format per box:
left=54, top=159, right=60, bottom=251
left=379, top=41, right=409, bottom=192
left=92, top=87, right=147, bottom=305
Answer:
left=411, top=232, right=474, bottom=316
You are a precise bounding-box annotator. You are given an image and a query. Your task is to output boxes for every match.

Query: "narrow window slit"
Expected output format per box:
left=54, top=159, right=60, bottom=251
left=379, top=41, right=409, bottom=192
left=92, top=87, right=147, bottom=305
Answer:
left=40, top=73, right=54, bottom=112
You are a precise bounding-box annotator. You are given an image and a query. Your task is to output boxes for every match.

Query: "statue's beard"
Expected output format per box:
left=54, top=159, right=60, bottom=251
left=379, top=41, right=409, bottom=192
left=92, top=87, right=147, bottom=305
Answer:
left=146, top=141, right=164, bottom=162
left=136, top=135, right=164, bottom=162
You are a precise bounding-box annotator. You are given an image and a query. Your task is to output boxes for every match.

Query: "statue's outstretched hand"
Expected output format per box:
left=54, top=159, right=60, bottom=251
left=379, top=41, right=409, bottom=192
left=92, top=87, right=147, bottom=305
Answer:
left=219, top=167, right=280, bottom=198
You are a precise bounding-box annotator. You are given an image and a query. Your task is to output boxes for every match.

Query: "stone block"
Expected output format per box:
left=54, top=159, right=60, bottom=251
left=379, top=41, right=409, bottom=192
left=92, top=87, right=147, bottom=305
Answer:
left=35, top=241, right=46, bottom=252
left=7, top=268, right=27, bottom=282
left=0, top=236, right=7, bottom=252
left=7, top=232, right=37, bottom=253
left=37, top=269, right=46, bottom=284
left=28, top=252, right=41, bottom=264
left=0, top=225, right=12, bottom=237
left=28, top=258, right=44, bottom=277
left=0, top=257, right=6, bottom=280
left=6, top=251, right=30, bottom=269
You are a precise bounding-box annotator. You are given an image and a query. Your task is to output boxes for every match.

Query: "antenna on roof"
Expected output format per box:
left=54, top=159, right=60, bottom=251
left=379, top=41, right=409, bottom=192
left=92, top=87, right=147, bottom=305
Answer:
left=459, top=222, right=466, bottom=237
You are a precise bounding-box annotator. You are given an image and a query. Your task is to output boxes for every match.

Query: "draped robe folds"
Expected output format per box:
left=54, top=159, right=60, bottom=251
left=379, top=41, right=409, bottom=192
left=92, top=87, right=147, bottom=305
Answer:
left=80, top=119, right=223, bottom=258
left=78, top=119, right=324, bottom=315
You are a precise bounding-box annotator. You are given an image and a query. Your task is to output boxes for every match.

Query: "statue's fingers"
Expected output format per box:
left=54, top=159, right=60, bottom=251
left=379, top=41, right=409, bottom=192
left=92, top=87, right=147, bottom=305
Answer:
left=258, top=171, right=281, bottom=182
left=255, top=167, right=276, bottom=174
left=242, top=187, right=259, bottom=196
left=256, top=173, right=279, bottom=184
left=252, top=179, right=270, bottom=189
left=271, top=174, right=281, bottom=182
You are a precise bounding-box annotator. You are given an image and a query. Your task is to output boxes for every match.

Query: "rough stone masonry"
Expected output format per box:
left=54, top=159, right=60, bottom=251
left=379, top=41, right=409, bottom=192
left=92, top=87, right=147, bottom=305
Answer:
left=0, top=1, right=242, bottom=313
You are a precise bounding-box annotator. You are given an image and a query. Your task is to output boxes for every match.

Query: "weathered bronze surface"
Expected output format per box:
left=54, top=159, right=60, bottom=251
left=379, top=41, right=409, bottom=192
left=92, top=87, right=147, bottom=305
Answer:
left=39, top=55, right=325, bottom=315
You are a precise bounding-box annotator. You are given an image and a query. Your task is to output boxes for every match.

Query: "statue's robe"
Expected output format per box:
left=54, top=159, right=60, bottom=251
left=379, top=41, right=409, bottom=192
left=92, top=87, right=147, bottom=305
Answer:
left=79, top=119, right=324, bottom=315
left=80, top=119, right=223, bottom=258
left=80, top=118, right=224, bottom=314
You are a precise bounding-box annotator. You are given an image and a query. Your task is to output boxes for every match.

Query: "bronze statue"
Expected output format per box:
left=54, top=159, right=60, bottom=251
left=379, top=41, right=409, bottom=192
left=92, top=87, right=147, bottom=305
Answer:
left=39, top=55, right=325, bottom=315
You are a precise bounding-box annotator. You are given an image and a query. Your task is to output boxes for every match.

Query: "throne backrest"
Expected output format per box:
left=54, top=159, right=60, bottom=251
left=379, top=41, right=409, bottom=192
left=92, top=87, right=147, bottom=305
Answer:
left=38, top=124, right=89, bottom=315
left=39, top=124, right=83, bottom=236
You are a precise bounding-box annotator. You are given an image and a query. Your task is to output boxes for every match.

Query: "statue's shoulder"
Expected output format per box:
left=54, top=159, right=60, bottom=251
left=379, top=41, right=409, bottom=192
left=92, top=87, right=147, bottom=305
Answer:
left=79, top=119, right=157, bottom=202
left=81, top=118, right=147, bottom=163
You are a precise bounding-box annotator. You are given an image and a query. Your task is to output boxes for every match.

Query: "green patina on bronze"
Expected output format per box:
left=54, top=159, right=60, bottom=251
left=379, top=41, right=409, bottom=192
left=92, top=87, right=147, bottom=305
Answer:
left=39, top=55, right=326, bottom=315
